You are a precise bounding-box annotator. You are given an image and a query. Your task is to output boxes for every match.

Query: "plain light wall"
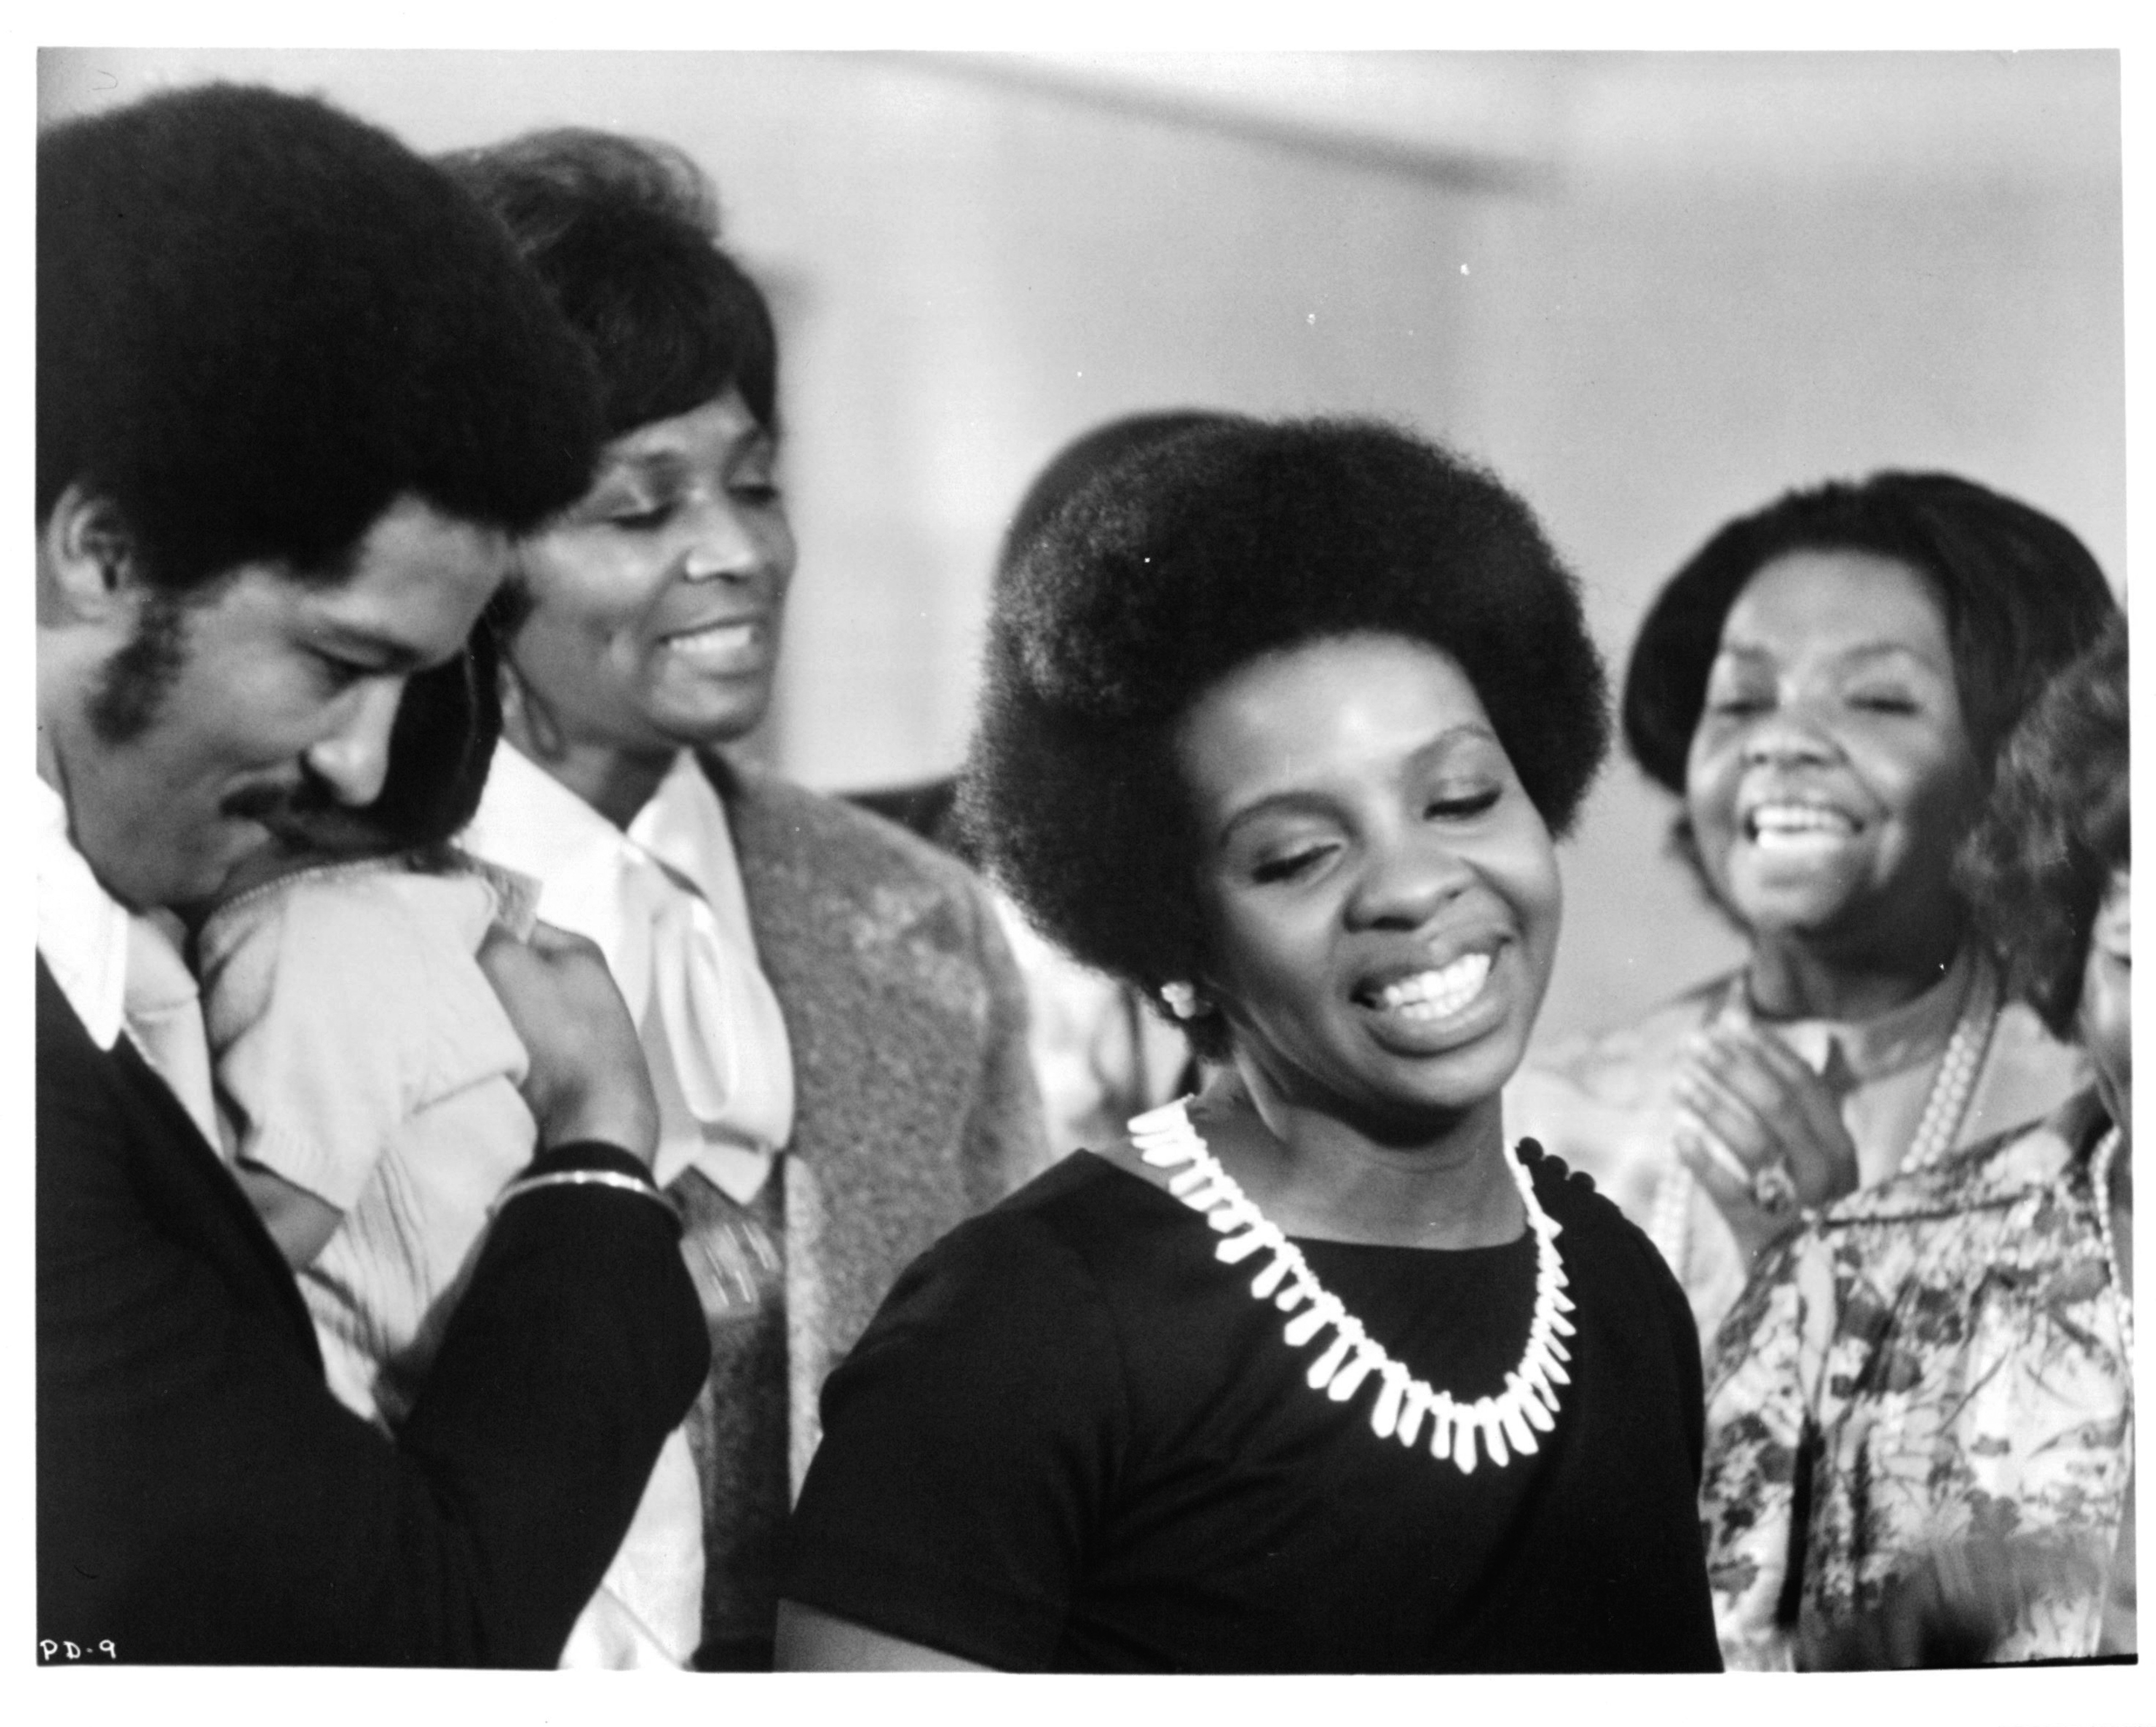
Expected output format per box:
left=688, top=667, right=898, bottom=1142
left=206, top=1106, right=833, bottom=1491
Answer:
left=37, top=48, right=2124, bottom=1044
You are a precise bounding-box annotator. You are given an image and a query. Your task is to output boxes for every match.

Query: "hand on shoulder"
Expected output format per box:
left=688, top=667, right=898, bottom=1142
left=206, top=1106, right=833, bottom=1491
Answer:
left=479, top=921, right=659, bottom=1162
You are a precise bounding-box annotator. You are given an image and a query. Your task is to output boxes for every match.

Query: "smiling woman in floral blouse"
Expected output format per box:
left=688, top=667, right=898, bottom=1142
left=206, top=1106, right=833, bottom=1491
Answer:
left=1700, top=615, right=2131, bottom=1668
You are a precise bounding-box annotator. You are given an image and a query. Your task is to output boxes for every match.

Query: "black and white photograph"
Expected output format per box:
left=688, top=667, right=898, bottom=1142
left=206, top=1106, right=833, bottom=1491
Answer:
left=27, top=23, right=2144, bottom=1716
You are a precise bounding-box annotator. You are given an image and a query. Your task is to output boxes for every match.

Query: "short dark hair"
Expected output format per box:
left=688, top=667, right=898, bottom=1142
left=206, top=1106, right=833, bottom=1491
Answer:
left=438, top=128, right=777, bottom=440
left=38, top=83, right=602, bottom=593
left=961, top=416, right=1609, bottom=1054
left=1956, top=615, right=2129, bottom=1040
left=1622, top=471, right=2118, bottom=798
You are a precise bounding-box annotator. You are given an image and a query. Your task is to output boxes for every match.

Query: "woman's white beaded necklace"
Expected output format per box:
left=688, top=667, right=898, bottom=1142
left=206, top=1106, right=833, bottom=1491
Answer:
left=1128, top=1099, right=1570, bottom=1475
left=2092, top=1125, right=2134, bottom=1362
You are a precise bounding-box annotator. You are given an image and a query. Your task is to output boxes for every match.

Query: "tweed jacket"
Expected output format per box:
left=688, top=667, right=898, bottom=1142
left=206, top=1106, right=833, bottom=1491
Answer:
left=712, top=756, right=1050, bottom=1489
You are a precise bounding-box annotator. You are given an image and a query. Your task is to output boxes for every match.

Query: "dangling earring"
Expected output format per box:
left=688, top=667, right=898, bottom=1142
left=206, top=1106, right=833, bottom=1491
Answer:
left=1160, top=980, right=1203, bottom=1021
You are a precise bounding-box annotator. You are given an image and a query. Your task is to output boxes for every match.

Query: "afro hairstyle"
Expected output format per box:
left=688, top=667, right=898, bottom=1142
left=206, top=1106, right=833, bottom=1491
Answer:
left=1955, top=614, right=2129, bottom=1040
left=38, top=83, right=602, bottom=594
left=961, top=415, right=1609, bottom=1055
left=845, top=410, right=1253, bottom=864
left=996, top=408, right=1255, bottom=588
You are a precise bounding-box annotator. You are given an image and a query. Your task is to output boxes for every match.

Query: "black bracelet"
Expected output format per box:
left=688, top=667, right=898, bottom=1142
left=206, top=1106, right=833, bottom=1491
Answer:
left=526, top=1140, right=658, bottom=1184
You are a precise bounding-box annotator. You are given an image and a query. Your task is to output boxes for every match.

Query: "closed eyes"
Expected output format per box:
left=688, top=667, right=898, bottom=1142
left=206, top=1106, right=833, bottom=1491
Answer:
left=1251, top=845, right=1334, bottom=885
left=1426, top=787, right=1501, bottom=819
left=311, top=648, right=378, bottom=693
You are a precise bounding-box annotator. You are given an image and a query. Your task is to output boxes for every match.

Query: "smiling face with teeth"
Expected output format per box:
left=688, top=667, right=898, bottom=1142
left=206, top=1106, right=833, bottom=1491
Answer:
left=1178, top=632, right=1561, bottom=1142
left=1685, top=549, right=1982, bottom=973
left=503, top=389, right=795, bottom=773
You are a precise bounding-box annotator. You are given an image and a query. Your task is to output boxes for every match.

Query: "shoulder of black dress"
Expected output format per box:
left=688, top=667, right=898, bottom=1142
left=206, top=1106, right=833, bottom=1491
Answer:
left=1515, top=1137, right=1597, bottom=1196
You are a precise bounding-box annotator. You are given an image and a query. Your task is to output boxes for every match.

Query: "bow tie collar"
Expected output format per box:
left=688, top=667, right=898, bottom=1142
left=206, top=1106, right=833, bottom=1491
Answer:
left=464, top=745, right=795, bottom=1202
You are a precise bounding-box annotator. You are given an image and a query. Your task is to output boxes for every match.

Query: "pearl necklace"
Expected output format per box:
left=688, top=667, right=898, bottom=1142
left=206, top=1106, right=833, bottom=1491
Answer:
left=1900, top=960, right=2000, bottom=1173
left=2092, top=1126, right=2134, bottom=1362
left=1648, top=957, right=2001, bottom=1272
left=1128, top=1100, right=1570, bottom=1475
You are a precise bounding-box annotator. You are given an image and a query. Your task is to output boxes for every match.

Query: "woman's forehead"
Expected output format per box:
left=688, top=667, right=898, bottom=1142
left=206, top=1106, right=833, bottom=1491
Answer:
left=1178, top=636, right=1498, bottom=812
left=597, top=389, right=766, bottom=471
left=1719, top=547, right=1952, bottom=662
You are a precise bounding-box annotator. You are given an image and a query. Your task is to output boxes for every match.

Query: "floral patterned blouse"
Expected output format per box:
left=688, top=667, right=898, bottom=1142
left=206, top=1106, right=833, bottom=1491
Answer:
left=1509, top=953, right=2084, bottom=1348
left=1700, top=1090, right=2133, bottom=1668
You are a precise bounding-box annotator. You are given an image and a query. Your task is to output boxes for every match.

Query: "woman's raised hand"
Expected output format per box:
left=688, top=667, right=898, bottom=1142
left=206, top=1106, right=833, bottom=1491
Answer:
left=1671, top=1022, right=1860, bottom=1266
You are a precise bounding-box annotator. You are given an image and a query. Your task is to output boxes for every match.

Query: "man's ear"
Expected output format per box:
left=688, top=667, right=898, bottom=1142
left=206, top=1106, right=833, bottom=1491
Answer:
left=39, top=483, right=143, bottom=626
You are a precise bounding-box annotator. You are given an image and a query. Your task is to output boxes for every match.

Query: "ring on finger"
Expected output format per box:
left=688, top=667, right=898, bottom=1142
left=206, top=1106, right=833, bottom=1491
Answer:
left=1751, top=1160, right=1800, bottom=1216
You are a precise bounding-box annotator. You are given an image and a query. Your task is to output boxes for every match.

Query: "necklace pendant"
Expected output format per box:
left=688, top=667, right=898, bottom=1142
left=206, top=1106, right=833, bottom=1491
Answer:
left=1497, top=1393, right=1536, bottom=1456
left=1327, top=1343, right=1382, bottom=1402
left=1283, top=1294, right=1341, bottom=1349
left=1526, top=1338, right=1569, bottom=1388
left=1509, top=1372, right=1556, bottom=1432
left=1450, top=1406, right=1479, bottom=1472
left=1431, top=1393, right=1459, bottom=1464
left=1187, top=1174, right=1236, bottom=1209
left=1396, top=1382, right=1433, bottom=1447
left=1370, top=1365, right=1409, bottom=1437
left=1305, top=1326, right=1358, bottom=1388
left=1479, top=1401, right=1511, bottom=1469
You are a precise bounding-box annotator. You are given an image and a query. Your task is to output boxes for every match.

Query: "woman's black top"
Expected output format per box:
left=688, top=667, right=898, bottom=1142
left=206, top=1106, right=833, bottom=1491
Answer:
left=782, top=1142, right=1720, bottom=1673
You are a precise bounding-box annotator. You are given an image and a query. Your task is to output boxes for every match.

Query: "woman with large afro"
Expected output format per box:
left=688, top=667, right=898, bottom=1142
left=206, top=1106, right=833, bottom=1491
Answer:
left=775, top=416, right=1721, bottom=1672
left=1510, top=474, right=2116, bottom=1343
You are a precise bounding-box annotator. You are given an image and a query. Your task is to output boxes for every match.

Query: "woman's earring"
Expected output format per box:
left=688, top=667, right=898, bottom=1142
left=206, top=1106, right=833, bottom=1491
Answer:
left=1160, top=981, right=1203, bottom=1021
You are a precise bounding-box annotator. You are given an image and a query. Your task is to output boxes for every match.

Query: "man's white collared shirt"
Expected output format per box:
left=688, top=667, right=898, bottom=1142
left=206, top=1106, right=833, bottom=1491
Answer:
left=36, top=774, right=224, bottom=1153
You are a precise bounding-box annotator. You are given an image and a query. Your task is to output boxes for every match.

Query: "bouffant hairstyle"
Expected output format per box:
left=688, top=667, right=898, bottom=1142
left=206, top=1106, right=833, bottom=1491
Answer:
left=1622, top=471, right=2117, bottom=799
left=438, top=128, right=777, bottom=441
left=962, top=416, right=1610, bottom=1055
left=37, top=84, right=602, bottom=594
left=1955, top=615, right=2129, bottom=1039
